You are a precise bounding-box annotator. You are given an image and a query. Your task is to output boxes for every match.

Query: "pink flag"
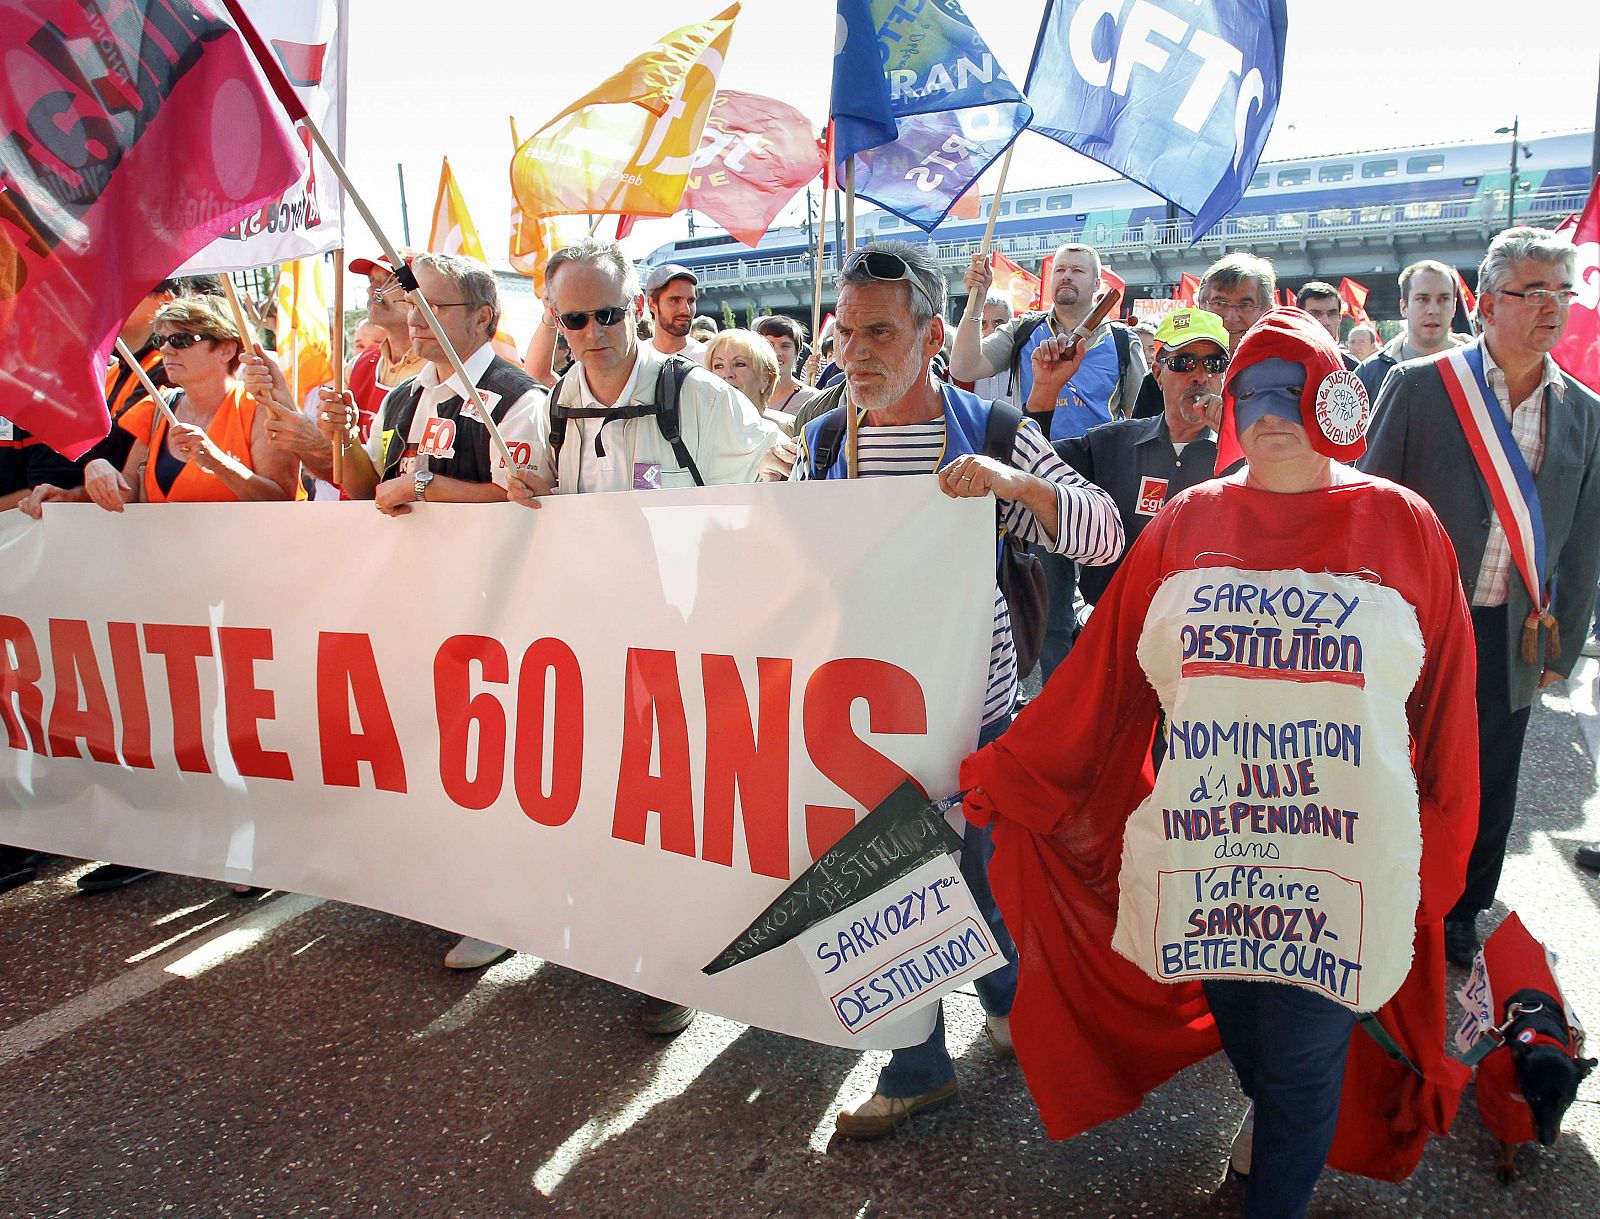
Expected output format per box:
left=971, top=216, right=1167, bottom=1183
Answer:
left=1552, top=175, right=1600, bottom=392
left=0, top=1, right=306, bottom=457
left=683, top=90, right=824, bottom=248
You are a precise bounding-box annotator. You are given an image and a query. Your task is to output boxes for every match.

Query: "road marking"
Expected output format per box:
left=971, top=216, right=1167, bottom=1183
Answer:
left=0, top=893, right=323, bottom=1067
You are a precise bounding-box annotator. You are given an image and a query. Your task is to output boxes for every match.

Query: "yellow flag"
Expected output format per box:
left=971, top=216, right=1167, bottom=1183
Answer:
left=511, top=4, right=739, bottom=226
left=508, top=118, right=564, bottom=293
left=428, top=157, right=488, bottom=263
left=275, top=257, right=333, bottom=408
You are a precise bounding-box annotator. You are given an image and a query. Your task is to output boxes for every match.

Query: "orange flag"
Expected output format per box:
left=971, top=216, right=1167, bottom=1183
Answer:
left=275, top=257, right=333, bottom=408
left=428, top=156, right=518, bottom=358
left=950, top=184, right=981, bottom=221
left=508, top=117, right=565, bottom=293
left=991, top=251, right=1040, bottom=316
left=511, top=5, right=739, bottom=228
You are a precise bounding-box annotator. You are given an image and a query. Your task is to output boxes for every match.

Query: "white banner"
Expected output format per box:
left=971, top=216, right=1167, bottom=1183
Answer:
left=179, top=0, right=347, bottom=273
left=0, top=479, right=991, bottom=1048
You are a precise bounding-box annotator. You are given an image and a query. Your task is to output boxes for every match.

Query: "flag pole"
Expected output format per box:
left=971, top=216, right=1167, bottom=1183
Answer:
left=810, top=177, right=829, bottom=373
left=330, top=248, right=346, bottom=485
left=114, top=339, right=181, bottom=429
left=963, top=144, right=1017, bottom=324
left=220, top=274, right=290, bottom=420
left=844, top=158, right=857, bottom=254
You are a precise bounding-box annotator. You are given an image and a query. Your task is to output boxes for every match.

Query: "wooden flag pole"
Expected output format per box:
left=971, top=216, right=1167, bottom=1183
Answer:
left=844, top=158, right=857, bottom=254
left=810, top=178, right=829, bottom=375
left=963, top=144, right=1017, bottom=323
left=330, top=248, right=346, bottom=485
left=296, top=118, right=519, bottom=474
left=114, top=339, right=180, bottom=429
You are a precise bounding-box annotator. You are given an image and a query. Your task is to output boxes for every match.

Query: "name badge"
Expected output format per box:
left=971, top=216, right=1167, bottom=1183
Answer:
left=1136, top=475, right=1169, bottom=516
left=633, top=462, right=663, bottom=490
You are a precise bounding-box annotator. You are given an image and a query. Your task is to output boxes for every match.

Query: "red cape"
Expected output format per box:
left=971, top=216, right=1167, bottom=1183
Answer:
left=962, top=473, right=1479, bottom=1181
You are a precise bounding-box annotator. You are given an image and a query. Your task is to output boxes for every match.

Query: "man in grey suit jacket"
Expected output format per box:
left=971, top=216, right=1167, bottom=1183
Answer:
left=1361, top=226, right=1600, bottom=965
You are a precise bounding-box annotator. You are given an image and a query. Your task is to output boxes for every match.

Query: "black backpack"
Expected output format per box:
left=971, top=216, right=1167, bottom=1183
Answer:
left=547, top=354, right=705, bottom=486
left=806, top=397, right=1051, bottom=676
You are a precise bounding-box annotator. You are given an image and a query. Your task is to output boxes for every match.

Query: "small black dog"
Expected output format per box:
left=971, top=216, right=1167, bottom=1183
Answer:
left=1475, top=987, right=1595, bottom=1182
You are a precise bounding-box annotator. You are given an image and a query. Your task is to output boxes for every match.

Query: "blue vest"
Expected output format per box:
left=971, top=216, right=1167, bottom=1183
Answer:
left=803, top=382, right=997, bottom=480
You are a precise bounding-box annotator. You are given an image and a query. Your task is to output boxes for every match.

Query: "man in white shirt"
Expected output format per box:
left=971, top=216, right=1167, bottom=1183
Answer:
left=643, top=264, right=707, bottom=364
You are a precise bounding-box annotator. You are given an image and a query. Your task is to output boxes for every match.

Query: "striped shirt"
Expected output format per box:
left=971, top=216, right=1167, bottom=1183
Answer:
left=793, top=413, right=1122, bottom=725
left=1471, top=345, right=1566, bottom=607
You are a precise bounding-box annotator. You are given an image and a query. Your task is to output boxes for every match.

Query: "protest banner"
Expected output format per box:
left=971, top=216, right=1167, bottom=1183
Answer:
left=0, top=477, right=992, bottom=1048
left=180, top=0, right=349, bottom=273
left=1113, top=566, right=1427, bottom=1011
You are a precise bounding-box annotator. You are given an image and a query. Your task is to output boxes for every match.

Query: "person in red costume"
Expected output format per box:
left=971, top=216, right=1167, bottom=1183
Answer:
left=960, top=308, right=1480, bottom=1219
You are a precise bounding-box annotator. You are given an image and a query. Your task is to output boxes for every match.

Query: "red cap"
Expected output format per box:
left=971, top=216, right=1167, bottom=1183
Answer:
left=349, top=254, right=395, bottom=277
left=1215, top=307, right=1371, bottom=473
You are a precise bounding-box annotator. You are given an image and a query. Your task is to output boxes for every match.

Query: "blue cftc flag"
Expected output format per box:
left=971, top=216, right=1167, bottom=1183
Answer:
left=831, top=0, right=1031, bottom=232
left=1025, top=0, right=1288, bottom=241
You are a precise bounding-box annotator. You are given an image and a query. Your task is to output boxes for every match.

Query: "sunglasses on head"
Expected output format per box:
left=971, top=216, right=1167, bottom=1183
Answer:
left=152, top=332, right=219, bottom=350
left=1162, top=352, right=1229, bottom=374
left=556, top=306, right=629, bottom=331
left=844, top=249, right=939, bottom=317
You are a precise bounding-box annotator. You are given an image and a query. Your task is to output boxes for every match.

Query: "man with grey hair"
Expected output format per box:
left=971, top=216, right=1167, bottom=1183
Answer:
left=1346, top=323, right=1380, bottom=362
left=966, top=293, right=1015, bottom=405
left=315, top=250, right=547, bottom=971
left=1356, top=259, right=1467, bottom=404
left=794, top=238, right=1123, bottom=1138
left=1362, top=226, right=1600, bottom=964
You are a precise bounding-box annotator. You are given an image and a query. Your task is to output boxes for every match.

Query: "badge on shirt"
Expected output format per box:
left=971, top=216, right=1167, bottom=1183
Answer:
left=457, top=389, right=502, bottom=426
left=0, top=416, right=14, bottom=442
left=633, top=462, right=663, bottom=490
left=417, top=415, right=457, bottom=460
left=1135, top=475, right=1169, bottom=516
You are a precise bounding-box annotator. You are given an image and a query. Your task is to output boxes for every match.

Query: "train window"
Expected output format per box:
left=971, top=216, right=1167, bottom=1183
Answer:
left=1277, top=168, right=1311, bottom=187
left=1249, top=172, right=1268, bottom=191
left=1407, top=155, right=1445, bottom=174
left=1362, top=159, right=1399, bottom=179
left=1318, top=164, right=1353, bottom=183
left=1045, top=193, right=1073, bottom=210
left=1015, top=198, right=1041, bottom=215
left=877, top=214, right=898, bottom=231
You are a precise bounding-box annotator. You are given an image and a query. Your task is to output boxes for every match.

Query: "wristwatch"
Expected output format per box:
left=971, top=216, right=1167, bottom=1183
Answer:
left=414, top=470, right=434, bottom=501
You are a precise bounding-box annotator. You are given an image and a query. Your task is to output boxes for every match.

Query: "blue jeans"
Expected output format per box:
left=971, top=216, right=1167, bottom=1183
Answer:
left=1036, top=547, right=1079, bottom=681
left=875, top=716, right=1019, bottom=1098
left=1203, top=979, right=1356, bottom=1219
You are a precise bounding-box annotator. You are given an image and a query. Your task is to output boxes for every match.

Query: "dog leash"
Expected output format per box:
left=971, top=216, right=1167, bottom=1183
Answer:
left=1359, top=1000, right=1553, bottom=1079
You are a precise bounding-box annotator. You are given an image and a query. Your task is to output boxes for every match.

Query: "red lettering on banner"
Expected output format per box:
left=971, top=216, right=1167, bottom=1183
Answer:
left=434, top=634, right=508, bottom=810
left=316, top=633, right=406, bottom=792
left=802, top=659, right=927, bottom=860
left=143, top=623, right=213, bottom=773
left=217, top=627, right=292, bottom=781
left=46, top=618, right=117, bottom=763
left=0, top=615, right=46, bottom=754
left=701, top=655, right=791, bottom=880
left=108, top=621, right=153, bottom=769
left=613, top=648, right=696, bottom=857
left=513, top=638, right=584, bottom=827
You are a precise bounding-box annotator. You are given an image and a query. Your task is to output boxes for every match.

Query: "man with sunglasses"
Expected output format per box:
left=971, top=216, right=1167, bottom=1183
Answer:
left=793, top=239, right=1123, bottom=1139
left=1362, top=226, right=1600, bottom=963
left=1055, top=308, right=1239, bottom=609
left=345, top=251, right=428, bottom=439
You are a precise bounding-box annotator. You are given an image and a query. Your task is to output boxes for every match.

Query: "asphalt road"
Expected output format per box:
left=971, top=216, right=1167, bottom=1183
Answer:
left=3, top=668, right=1598, bottom=1218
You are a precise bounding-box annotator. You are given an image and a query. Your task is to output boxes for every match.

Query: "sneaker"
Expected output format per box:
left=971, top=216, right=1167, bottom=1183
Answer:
left=639, top=997, right=696, bottom=1036
left=1575, top=843, right=1600, bottom=871
left=984, top=1013, right=1015, bottom=1059
left=1582, top=637, right=1600, bottom=659
left=443, top=936, right=512, bottom=970
left=835, top=1080, right=960, bottom=1140
left=77, top=863, right=157, bottom=892
left=1230, top=1103, right=1255, bottom=1176
left=1444, top=915, right=1479, bottom=967
left=0, top=847, right=42, bottom=895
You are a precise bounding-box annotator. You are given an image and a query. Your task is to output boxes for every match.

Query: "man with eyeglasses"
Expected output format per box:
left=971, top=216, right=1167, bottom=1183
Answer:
left=1362, top=226, right=1600, bottom=964
left=1055, top=308, right=1240, bottom=609
left=1295, top=281, right=1359, bottom=370
left=793, top=239, right=1123, bottom=1140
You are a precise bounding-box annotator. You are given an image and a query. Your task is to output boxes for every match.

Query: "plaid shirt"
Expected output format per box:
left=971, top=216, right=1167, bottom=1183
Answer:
left=1470, top=344, right=1567, bottom=607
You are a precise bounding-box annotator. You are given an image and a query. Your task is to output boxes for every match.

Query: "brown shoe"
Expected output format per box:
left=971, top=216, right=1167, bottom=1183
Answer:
left=639, top=998, right=696, bottom=1036
left=835, top=1080, right=959, bottom=1140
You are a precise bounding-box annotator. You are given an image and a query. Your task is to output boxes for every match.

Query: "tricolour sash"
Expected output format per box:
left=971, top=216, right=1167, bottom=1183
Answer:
left=1437, top=345, right=1558, bottom=664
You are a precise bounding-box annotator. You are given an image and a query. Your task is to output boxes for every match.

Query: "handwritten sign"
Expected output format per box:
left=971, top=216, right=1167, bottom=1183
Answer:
left=1116, top=567, right=1426, bottom=1012
left=703, top=781, right=964, bottom=976
left=801, top=854, right=1003, bottom=1036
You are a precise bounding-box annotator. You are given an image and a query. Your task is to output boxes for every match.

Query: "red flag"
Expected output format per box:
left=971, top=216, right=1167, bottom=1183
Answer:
left=1, top=1, right=306, bottom=457
left=1100, top=266, right=1127, bottom=307
left=682, top=90, right=824, bottom=248
left=821, top=121, right=837, bottom=192
left=616, top=215, right=638, bottom=239
left=1036, top=255, right=1054, bottom=310
left=950, top=184, right=981, bottom=221
left=1553, top=174, right=1600, bottom=391
left=1339, top=277, right=1372, bottom=328
left=1177, top=273, right=1201, bottom=307
left=1280, top=287, right=1295, bottom=308
left=990, top=251, right=1041, bottom=315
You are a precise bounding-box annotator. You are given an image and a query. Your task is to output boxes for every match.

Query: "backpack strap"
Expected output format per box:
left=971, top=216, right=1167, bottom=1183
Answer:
left=546, top=368, right=575, bottom=466
left=653, top=355, right=703, bottom=487
left=807, top=403, right=850, bottom=476
left=981, top=400, right=1026, bottom=541
left=1005, top=312, right=1050, bottom=398
left=1110, top=322, right=1131, bottom=418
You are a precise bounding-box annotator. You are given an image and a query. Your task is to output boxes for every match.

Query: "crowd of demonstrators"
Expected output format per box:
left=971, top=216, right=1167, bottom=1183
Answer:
left=751, top=314, right=820, bottom=417
left=785, top=239, right=1123, bottom=1139
left=505, top=237, right=781, bottom=1032
left=952, top=242, right=1149, bottom=681
left=643, top=263, right=705, bottom=364
left=1355, top=259, right=1472, bottom=404
left=1054, top=306, right=1239, bottom=609
left=1362, top=227, right=1600, bottom=954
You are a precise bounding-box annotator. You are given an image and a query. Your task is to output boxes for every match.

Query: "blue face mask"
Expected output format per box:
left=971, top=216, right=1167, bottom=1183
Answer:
left=1231, top=357, right=1306, bottom=435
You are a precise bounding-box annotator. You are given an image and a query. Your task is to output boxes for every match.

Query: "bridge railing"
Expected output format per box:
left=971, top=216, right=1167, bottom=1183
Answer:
left=684, top=186, right=1590, bottom=290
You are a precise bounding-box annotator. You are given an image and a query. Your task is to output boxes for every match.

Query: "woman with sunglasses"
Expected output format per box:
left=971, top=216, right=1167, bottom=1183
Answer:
left=29, top=297, right=299, bottom=513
